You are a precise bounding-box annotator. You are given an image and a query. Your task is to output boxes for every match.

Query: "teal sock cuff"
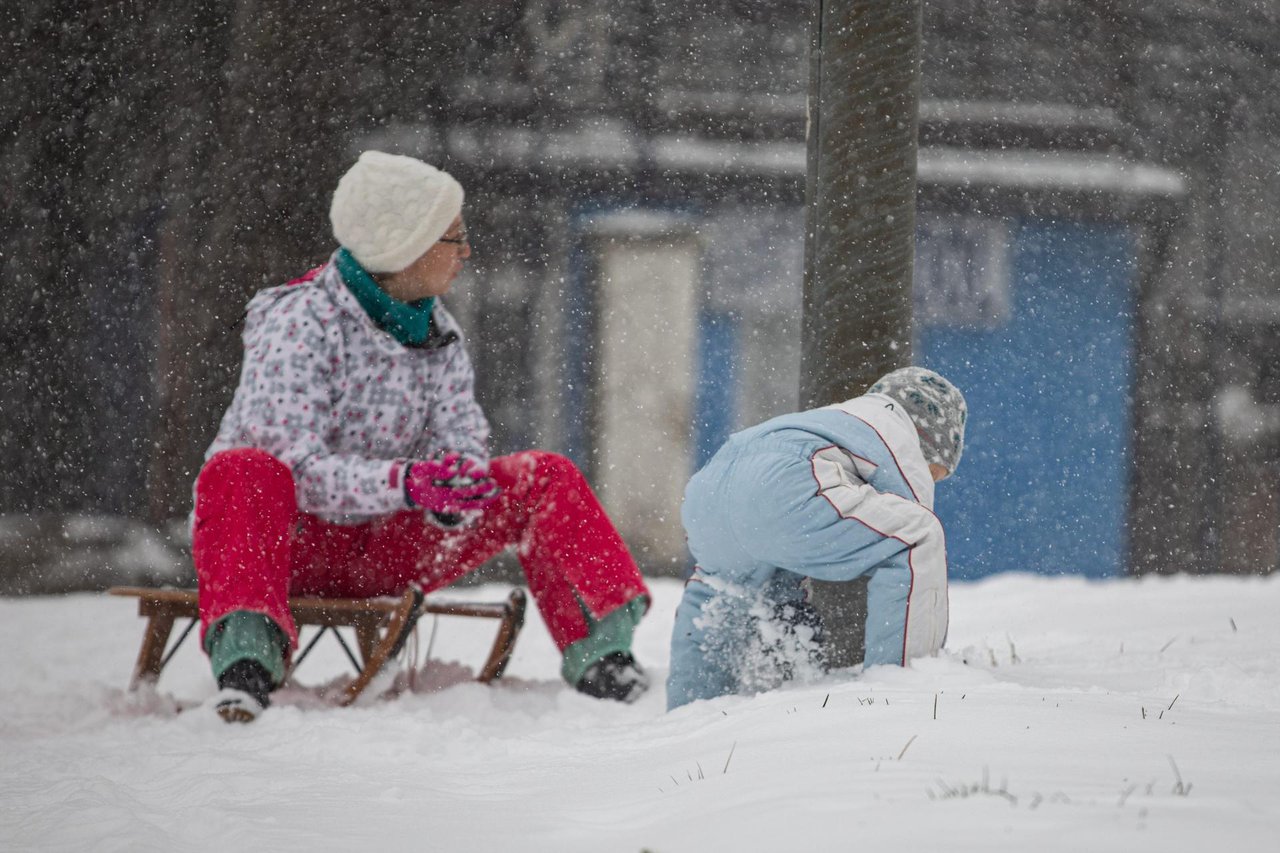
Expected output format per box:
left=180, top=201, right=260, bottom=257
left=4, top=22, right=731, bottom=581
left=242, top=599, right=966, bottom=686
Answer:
left=561, top=596, right=647, bottom=686
left=205, top=610, right=288, bottom=687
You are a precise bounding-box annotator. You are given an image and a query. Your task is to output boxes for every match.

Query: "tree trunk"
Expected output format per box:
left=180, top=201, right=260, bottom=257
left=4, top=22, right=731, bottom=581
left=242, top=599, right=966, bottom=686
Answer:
left=801, top=0, right=921, bottom=668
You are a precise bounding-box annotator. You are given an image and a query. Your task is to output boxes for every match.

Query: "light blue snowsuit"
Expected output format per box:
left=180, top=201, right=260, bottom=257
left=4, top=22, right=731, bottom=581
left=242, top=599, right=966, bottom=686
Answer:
left=667, top=395, right=949, bottom=709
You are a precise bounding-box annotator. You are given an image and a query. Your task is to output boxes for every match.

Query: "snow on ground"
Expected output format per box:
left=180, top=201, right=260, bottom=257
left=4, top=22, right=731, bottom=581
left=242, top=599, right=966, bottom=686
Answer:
left=2, top=573, right=1278, bottom=852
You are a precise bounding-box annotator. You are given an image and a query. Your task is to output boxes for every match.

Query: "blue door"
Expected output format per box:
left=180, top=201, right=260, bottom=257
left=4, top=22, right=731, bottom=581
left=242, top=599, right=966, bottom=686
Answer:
left=919, top=219, right=1136, bottom=579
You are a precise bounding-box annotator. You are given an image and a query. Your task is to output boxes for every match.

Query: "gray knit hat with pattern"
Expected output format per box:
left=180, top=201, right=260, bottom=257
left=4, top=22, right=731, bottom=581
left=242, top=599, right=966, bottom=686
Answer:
left=868, top=366, right=967, bottom=475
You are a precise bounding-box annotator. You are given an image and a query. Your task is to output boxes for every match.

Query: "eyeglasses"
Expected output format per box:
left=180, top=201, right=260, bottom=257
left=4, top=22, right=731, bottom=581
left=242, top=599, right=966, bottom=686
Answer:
left=438, top=226, right=468, bottom=246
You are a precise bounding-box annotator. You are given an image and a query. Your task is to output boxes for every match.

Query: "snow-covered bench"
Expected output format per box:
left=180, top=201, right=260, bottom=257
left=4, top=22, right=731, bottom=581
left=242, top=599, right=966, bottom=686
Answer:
left=109, top=585, right=526, bottom=705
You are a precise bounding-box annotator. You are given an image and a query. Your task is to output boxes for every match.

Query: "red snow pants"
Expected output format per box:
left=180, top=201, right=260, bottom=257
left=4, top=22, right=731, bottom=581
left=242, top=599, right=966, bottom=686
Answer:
left=192, top=448, right=649, bottom=656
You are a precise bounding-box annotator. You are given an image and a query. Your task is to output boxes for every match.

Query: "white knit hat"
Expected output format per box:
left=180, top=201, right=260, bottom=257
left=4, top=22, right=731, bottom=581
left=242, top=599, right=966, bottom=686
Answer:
left=867, top=366, right=968, bottom=475
left=329, top=151, right=464, bottom=273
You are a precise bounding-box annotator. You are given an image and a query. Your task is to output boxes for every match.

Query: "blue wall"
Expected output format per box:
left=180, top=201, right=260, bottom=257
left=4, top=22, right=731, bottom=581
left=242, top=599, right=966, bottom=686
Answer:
left=693, top=309, right=739, bottom=469
left=921, top=220, right=1136, bottom=579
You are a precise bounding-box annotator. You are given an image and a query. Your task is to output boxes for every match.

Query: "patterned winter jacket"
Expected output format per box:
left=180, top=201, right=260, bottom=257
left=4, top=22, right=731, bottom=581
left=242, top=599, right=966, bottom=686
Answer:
left=204, top=254, right=490, bottom=524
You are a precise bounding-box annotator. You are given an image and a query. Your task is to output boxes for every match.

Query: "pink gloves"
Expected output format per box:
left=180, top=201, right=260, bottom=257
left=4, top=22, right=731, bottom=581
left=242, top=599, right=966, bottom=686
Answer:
left=404, top=453, right=500, bottom=515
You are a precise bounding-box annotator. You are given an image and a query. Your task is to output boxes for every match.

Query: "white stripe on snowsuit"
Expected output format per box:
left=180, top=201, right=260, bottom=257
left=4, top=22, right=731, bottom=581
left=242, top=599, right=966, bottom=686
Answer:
left=816, top=396, right=948, bottom=661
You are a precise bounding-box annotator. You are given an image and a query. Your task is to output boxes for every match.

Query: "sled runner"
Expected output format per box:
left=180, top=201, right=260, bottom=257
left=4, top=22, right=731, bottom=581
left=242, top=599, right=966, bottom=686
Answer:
left=109, top=585, right=526, bottom=704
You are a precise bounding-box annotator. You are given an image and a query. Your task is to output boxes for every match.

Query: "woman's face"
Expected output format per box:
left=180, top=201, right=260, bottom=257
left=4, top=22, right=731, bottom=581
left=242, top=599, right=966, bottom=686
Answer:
left=381, top=215, right=470, bottom=302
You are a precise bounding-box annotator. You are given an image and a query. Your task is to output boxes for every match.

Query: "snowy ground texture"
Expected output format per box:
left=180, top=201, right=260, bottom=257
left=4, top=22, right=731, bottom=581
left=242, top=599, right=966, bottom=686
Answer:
left=2, top=573, right=1278, bottom=853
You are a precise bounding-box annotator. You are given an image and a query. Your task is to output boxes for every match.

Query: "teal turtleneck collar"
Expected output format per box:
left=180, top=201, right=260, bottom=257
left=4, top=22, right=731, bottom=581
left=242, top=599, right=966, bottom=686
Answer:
left=335, top=247, right=435, bottom=346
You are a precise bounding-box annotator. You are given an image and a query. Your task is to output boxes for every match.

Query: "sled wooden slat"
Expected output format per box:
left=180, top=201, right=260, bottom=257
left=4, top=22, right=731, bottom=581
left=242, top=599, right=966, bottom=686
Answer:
left=109, top=586, right=526, bottom=701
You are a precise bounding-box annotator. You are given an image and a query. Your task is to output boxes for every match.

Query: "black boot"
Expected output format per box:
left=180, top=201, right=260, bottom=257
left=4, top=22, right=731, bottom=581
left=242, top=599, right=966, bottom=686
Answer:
left=575, top=651, right=649, bottom=703
left=214, top=659, right=274, bottom=723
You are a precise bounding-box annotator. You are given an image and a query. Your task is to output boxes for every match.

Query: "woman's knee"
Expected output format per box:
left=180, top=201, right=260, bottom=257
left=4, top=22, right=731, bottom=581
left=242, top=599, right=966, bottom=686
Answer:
left=197, top=448, right=295, bottom=504
left=493, top=450, right=584, bottom=489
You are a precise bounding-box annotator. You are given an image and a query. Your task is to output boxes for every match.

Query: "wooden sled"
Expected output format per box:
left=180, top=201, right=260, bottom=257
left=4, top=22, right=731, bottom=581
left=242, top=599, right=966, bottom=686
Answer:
left=109, top=585, right=526, bottom=706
